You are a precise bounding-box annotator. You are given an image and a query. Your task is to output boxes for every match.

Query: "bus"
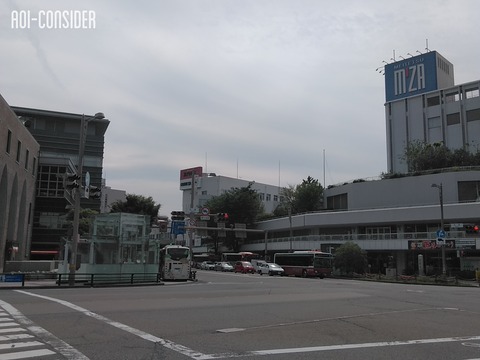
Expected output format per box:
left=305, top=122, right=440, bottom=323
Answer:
left=159, top=245, right=191, bottom=281
left=221, top=251, right=259, bottom=265
left=274, top=251, right=334, bottom=278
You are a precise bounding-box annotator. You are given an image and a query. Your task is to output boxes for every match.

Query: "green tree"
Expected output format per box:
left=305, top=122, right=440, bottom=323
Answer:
left=333, top=242, right=368, bottom=275
left=274, top=176, right=324, bottom=216
left=66, top=208, right=98, bottom=236
left=110, top=194, right=161, bottom=225
left=205, top=183, right=265, bottom=251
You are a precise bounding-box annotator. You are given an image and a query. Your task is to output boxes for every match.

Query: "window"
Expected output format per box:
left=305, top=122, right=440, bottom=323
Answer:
left=32, top=157, right=37, bottom=177
left=258, top=193, right=265, bottom=201
left=273, top=195, right=278, bottom=202
left=445, top=92, right=460, bottom=103
left=16, top=141, right=21, bottom=162
left=266, top=194, right=271, bottom=201
left=427, top=96, right=440, bottom=107
left=428, top=116, right=441, bottom=129
left=466, top=109, right=480, bottom=122
left=25, top=149, right=29, bottom=170
left=465, top=88, right=479, bottom=99
left=6, top=129, right=12, bottom=153
left=446, top=113, right=460, bottom=125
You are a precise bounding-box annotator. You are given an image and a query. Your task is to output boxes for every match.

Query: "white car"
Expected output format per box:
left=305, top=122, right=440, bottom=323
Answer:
left=200, top=261, right=215, bottom=270
left=258, top=263, right=284, bottom=276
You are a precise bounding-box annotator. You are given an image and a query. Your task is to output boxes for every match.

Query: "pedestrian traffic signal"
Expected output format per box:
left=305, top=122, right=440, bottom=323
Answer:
left=171, top=211, right=185, bottom=221
left=64, top=173, right=80, bottom=190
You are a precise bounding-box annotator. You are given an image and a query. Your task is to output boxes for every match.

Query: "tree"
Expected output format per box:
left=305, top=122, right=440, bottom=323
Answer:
left=110, top=194, right=161, bottom=225
left=274, top=176, right=324, bottom=216
left=66, top=208, right=98, bottom=236
left=403, top=140, right=480, bottom=172
left=205, top=183, right=265, bottom=251
left=333, top=242, right=368, bottom=275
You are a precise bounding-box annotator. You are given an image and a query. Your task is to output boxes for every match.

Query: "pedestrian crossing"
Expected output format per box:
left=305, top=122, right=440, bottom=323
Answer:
left=0, top=307, right=57, bottom=359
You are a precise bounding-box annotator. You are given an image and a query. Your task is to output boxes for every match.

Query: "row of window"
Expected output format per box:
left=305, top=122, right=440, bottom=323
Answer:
left=5, top=129, right=37, bottom=176
left=426, top=87, right=479, bottom=107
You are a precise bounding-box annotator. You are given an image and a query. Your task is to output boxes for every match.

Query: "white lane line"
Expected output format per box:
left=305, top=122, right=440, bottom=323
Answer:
left=0, top=341, right=44, bottom=350
left=0, top=329, right=25, bottom=335
left=16, top=290, right=208, bottom=359
left=0, top=349, right=55, bottom=359
left=13, top=291, right=480, bottom=360
left=0, top=299, right=89, bottom=360
left=241, top=335, right=480, bottom=357
left=0, top=334, right=34, bottom=341
left=0, top=323, right=19, bottom=328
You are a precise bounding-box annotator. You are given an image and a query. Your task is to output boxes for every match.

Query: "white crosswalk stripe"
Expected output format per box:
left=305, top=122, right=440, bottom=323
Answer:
left=0, top=306, right=57, bottom=359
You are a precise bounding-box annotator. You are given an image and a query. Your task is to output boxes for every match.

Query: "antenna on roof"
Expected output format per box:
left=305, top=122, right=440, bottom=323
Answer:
left=416, top=50, right=423, bottom=55
left=391, top=49, right=396, bottom=62
left=425, top=38, right=430, bottom=52
left=407, top=53, right=414, bottom=57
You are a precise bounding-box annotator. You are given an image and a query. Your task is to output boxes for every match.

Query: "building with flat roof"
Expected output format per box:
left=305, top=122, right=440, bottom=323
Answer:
left=384, top=51, right=480, bottom=173
left=180, top=166, right=283, bottom=214
left=241, top=50, right=480, bottom=276
left=11, top=106, right=109, bottom=260
left=0, top=95, right=40, bottom=271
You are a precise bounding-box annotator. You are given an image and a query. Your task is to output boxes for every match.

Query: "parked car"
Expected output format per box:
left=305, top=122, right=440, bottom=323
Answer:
left=251, top=259, right=267, bottom=273
left=200, top=261, right=215, bottom=270
left=214, top=262, right=234, bottom=272
left=234, top=261, right=255, bottom=274
left=258, top=263, right=284, bottom=276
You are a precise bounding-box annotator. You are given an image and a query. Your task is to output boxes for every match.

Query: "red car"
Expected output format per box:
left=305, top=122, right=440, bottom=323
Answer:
left=234, top=261, right=255, bottom=274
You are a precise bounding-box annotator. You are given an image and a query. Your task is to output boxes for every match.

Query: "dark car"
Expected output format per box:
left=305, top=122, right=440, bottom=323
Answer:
left=234, top=261, right=255, bottom=274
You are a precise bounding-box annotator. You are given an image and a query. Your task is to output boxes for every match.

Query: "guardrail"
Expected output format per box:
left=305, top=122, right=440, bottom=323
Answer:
left=0, top=273, right=164, bottom=288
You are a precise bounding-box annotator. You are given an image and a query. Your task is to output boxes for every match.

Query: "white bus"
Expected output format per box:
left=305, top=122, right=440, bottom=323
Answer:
left=159, top=245, right=191, bottom=281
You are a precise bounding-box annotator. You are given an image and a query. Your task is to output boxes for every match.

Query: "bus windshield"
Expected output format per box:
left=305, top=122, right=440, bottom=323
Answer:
left=167, top=247, right=190, bottom=261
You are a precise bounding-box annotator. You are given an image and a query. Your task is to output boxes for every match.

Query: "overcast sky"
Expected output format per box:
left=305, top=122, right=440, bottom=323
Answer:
left=2, top=0, right=480, bottom=215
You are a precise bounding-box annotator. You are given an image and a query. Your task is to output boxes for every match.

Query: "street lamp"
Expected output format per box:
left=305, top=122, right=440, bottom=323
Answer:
left=431, top=183, right=446, bottom=276
left=69, top=112, right=105, bottom=286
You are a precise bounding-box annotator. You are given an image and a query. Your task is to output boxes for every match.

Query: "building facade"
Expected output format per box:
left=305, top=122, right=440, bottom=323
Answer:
left=11, top=107, right=109, bottom=260
left=385, top=51, right=480, bottom=173
left=0, top=95, right=40, bottom=271
left=240, top=49, right=480, bottom=276
left=249, top=170, right=480, bottom=275
left=180, top=166, right=283, bottom=214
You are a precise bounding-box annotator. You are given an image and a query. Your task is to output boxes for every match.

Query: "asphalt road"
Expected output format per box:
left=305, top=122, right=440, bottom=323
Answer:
left=0, top=270, right=479, bottom=359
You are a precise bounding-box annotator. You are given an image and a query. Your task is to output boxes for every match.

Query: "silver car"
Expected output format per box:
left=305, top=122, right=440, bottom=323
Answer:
left=258, top=263, right=284, bottom=276
left=214, top=262, right=234, bottom=272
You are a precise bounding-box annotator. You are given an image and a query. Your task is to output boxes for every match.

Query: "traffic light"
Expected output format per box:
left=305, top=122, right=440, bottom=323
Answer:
left=88, top=185, right=102, bottom=199
left=171, top=211, right=185, bottom=221
left=64, top=173, right=80, bottom=190
left=465, top=224, right=479, bottom=234
left=217, top=213, right=229, bottom=221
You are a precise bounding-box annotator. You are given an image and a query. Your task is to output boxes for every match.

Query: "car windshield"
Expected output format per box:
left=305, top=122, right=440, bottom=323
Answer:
left=269, top=264, right=281, bottom=268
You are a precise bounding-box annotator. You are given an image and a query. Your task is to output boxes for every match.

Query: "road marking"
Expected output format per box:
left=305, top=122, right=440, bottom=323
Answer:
left=13, top=291, right=480, bottom=360
left=16, top=290, right=208, bottom=359
left=0, top=299, right=89, bottom=360
left=0, top=349, right=56, bottom=359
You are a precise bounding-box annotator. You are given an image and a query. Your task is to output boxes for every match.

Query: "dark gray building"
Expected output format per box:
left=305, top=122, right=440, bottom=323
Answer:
left=11, top=107, right=109, bottom=260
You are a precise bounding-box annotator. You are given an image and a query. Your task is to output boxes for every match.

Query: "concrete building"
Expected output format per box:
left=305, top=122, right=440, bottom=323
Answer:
left=11, top=107, right=109, bottom=260
left=0, top=95, right=40, bottom=271
left=240, top=49, right=480, bottom=276
left=180, top=166, right=283, bottom=214
left=384, top=51, right=480, bottom=173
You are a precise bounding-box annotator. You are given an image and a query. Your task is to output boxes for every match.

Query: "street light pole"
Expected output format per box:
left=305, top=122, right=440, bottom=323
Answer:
left=69, top=112, right=105, bottom=286
left=432, top=183, right=446, bottom=276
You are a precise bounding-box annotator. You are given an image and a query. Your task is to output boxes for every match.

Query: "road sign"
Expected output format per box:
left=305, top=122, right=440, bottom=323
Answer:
left=201, top=207, right=210, bottom=215
left=436, top=229, right=446, bottom=238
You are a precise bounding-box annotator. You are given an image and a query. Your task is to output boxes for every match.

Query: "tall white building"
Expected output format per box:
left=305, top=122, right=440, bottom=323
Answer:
left=179, top=166, right=283, bottom=214
left=384, top=51, right=480, bottom=173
